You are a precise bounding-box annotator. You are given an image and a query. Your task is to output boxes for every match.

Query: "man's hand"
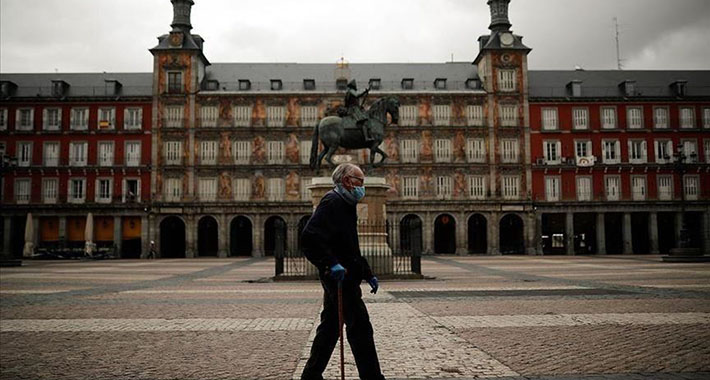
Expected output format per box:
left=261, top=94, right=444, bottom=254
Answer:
left=367, top=277, right=379, bottom=294
left=329, top=264, right=346, bottom=281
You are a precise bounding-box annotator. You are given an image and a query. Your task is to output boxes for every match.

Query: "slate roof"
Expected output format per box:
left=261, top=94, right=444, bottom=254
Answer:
left=0, top=72, right=153, bottom=98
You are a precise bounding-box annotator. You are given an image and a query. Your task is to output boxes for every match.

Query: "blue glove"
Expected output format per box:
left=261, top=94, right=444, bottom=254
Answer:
left=329, top=264, right=346, bottom=281
left=367, top=277, right=379, bottom=294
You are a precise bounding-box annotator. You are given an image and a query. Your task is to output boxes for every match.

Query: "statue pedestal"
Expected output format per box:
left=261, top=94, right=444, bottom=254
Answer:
left=308, top=177, right=393, bottom=276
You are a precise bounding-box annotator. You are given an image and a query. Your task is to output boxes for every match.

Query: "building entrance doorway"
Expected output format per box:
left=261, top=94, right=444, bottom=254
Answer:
left=265, top=216, right=287, bottom=257
left=467, top=214, right=487, bottom=254
left=198, top=216, right=218, bottom=256
left=500, top=214, right=524, bottom=254
left=434, top=214, right=456, bottom=254
left=160, top=216, right=185, bottom=258
left=400, top=214, right=423, bottom=256
left=230, top=216, right=252, bottom=257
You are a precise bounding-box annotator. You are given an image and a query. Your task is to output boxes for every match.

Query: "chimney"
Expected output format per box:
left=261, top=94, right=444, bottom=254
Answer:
left=487, top=0, right=512, bottom=32
left=171, top=0, right=194, bottom=32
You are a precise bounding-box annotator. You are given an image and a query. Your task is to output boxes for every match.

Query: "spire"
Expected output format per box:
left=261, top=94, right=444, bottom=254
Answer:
left=171, top=0, right=194, bottom=32
left=487, top=0, right=512, bottom=32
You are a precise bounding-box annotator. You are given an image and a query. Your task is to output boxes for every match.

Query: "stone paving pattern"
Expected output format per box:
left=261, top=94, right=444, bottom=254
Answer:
left=1, top=255, right=709, bottom=380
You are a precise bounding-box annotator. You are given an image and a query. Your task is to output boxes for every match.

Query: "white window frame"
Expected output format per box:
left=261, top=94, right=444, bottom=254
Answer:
left=654, top=140, right=673, bottom=164
left=657, top=175, right=673, bottom=201
left=626, top=106, right=643, bottom=129
left=43, top=107, right=62, bottom=131
left=602, top=139, right=620, bottom=164
left=434, top=139, right=452, bottom=163
left=42, top=142, right=60, bottom=167
left=233, top=178, right=251, bottom=201
left=574, top=140, right=592, bottom=160
left=0, top=108, right=8, bottom=130
left=631, top=176, right=646, bottom=201
left=300, top=140, right=312, bottom=164
left=267, top=141, right=284, bottom=164
left=500, top=105, right=518, bottom=127
left=98, top=142, right=114, bottom=167
left=402, top=176, right=419, bottom=199
left=233, top=105, right=252, bottom=127
left=164, top=106, right=183, bottom=128
left=95, top=178, right=113, bottom=204
left=301, top=106, right=319, bottom=127
left=198, top=178, right=217, bottom=201
left=164, top=177, right=182, bottom=202
left=703, top=107, right=710, bottom=129
left=267, top=178, right=284, bottom=201
left=498, top=69, right=516, bottom=92
left=704, top=140, right=710, bottom=164
left=16, top=108, right=34, bottom=131
left=572, top=108, right=589, bottom=130
left=69, top=142, right=88, bottom=167
left=17, top=142, right=32, bottom=167
left=123, top=178, right=141, bottom=203
left=42, top=178, right=58, bottom=204
left=200, top=141, right=218, bottom=165
left=233, top=140, right=251, bottom=165
left=501, top=139, right=519, bottom=163
left=682, top=140, right=698, bottom=163
left=399, top=105, right=417, bottom=127
left=653, top=106, right=669, bottom=129
left=70, top=107, right=89, bottom=130
left=68, top=178, right=87, bottom=204
left=300, top=177, right=312, bottom=201
left=467, top=175, right=486, bottom=200
left=627, top=140, right=647, bottom=164
left=543, top=140, right=562, bottom=164
left=97, top=107, right=116, bottom=130
left=683, top=175, right=699, bottom=200
left=435, top=176, right=452, bottom=200
left=541, top=108, right=559, bottom=131
left=200, top=105, right=218, bottom=128
left=125, top=141, right=141, bottom=167
left=545, top=176, right=561, bottom=202
left=680, top=107, right=695, bottom=129
left=465, top=105, right=484, bottom=126
left=432, top=105, right=451, bottom=127
left=164, top=141, right=183, bottom=165
left=401, top=139, right=419, bottom=163
left=14, top=178, right=31, bottom=203
left=605, top=176, right=620, bottom=201
left=466, top=138, right=486, bottom=163
left=601, top=107, right=617, bottom=129
left=576, top=176, right=592, bottom=201
left=266, top=106, right=286, bottom=127
left=502, top=175, right=520, bottom=200
left=124, top=107, right=143, bottom=130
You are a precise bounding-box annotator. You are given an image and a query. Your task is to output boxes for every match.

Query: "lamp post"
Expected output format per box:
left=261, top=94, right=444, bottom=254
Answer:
left=1, top=154, right=22, bottom=266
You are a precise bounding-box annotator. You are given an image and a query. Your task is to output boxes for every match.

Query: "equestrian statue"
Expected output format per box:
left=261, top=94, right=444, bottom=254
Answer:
left=309, top=80, right=399, bottom=170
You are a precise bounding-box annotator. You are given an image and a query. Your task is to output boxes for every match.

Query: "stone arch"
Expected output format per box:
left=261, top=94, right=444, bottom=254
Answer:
left=399, top=214, right=423, bottom=256
left=197, top=216, right=219, bottom=256
left=434, top=213, right=456, bottom=254
left=467, top=213, right=487, bottom=254
left=160, top=216, right=186, bottom=258
left=264, top=216, right=287, bottom=257
left=230, top=215, right=253, bottom=257
left=499, top=213, right=524, bottom=255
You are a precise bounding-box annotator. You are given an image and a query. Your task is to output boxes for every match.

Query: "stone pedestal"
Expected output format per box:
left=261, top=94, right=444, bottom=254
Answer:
left=308, top=176, right=393, bottom=276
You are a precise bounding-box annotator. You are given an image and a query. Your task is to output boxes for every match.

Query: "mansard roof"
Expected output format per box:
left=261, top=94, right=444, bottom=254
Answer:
left=0, top=72, right=152, bottom=98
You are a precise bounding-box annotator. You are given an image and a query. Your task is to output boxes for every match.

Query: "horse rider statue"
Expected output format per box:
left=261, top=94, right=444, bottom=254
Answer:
left=344, top=79, right=373, bottom=142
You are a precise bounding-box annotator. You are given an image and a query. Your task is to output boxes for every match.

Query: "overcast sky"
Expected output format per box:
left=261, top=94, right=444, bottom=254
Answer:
left=1, top=0, right=709, bottom=73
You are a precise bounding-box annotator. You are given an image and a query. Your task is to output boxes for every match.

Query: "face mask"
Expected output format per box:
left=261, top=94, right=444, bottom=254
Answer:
left=351, top=186, right=366, bottom=201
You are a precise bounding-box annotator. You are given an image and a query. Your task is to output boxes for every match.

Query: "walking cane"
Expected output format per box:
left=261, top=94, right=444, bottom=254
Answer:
left=338, top=279, right=345, bottom=380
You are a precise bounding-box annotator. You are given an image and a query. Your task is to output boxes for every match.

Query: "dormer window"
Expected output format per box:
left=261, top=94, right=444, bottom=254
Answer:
left=238, top=80, right=251, bottom=91
left=671, top=80, right=687, bottom=97
left=104, top=79, right=122, bottom=96
left=567, top=80, right=582, bottom=97
left=369, top=78, right=381, bottom=90
left=270, top=80, right=283, bottom=91
left=619, top=80, right=636, bottom=97
left=303, top=79, right=316, bottom=91
left=205, top=80, right=219, bottom=91
left=0, top=81, right=17, bottom=98
left=167, top=72, right=182, bottom=94
left=401, top=78, right=414, bottom=90
left=52, top=80, right=69, bottom=97
left=336, top=78, right=348, bottom=91
left=465, top=78, right=481, bottom=90
left=434, top=78, right=447, bottom=90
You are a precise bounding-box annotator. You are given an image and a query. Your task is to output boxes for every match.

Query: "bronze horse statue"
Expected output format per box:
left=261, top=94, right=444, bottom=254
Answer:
left=309, top=96, right=400, bottom=170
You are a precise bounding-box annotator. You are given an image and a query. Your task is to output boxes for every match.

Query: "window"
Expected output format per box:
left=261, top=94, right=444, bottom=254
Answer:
left=543, top=140, right=561, bottom=164
left=399, top=105, right=417, bottom=126
left=98, top=142, right=114, bottom=167
left=164, top=178, right=182, bottom=202
left=70, top=107, right=89, bottom=130
left=301, top=106, right=318, bottom=127
left=628, top=140, right=647, bottom=164
left=501, top=139, right=519, bottom=163
left=42, top=178, right=58, bottom=204
left=200, top=141, right=217, bottom=165
left=466, top=78, right=481, bottom=90
left=164, top=106, right=183, bottom=128
left=164, top=141, right=182, bottom=165
left=401, top=78, right=414, bottom=90
left=303, top=79, right=316, bottom=91
left=124, top=108, right=143, bottom=130
left=14, top=179, right=30, bottom=203
left=336, top=79, right=348, bottom=91
left=200, top=105, right=218, bottom=127
left=434, top=139, right=452, bottom=163
left=572, top=108, right=589, bottom=130
left=266, top=106, right=286, bottom=127
left=168, top=72, right=182, bottom=94
left=682, top=140, right=698, bottom=162
left=0, top=108, right=7, bottom=130
left=631, top=176, right=646, bottom=201
left=657, top=175, right=673, bottom=200
left=69, top=178, right=86, bottom=203
left=653, top=107, right=669, bottom=129
left=17, top=142, right=32, bottom=167
left=402, top=176, right=419, bottom=199
left=680, top=107, right=695, bottom=129
left=466, top=105, right=484, bottom=126
left=369, top=79, right=381, bottom=90
left=602, top=140, right=620, bottom=164
left=300, top=140, right=312, bottom=164
left=576, top=177, right=592, bottom=201
left=605, top=176, right=620, bottom=201
left=542, top=108, right=558, bottom=130
left=238, top=80, right=251, bottom=91
left=96, top=178, right=112, bottom=203
left=432, top=105, right=451, bottom=126
left=467, top=176, right=486, bottom=200
left=466, top=138, right=486, bottom=163
left=270, top=80, right=283, bottom=91
left=98, top=107, right=115, bottom=129
left=705, top=140, right=710, bottom=164
left=434, top=78, right=447, bottom=90
left=400, top=139, right=419, bottom=163
left=69, top=142, right=88, bottom=166
left=234, top=178, right=251, bottom=201
left=125, top=142, right=141, bottom=166
left=626, top=107, right=643, bottom=129
left=500, top=105, right=517, bottom=127
left=233, top=140, right=251, bottom=164
left=43, top=142, right=59, bottom=166
left=684, top=176, right=699, bottom=200
left=124, top=179, right=140, bottom=203
left=502, top=176, right=519, bottom=200
left=654, top=140, right=672, bottom=163
left=703, top=108, right=710, bottom=129
left=267, top=178, right=284, bottom=201
left=575, top=140, right=592, bottom=159
left=199, top=178, right=217, bottom=201
left=545, top=177, right=560, bottom=201
left=43, top=108, right=61, bottom=130
left=267, top=141, right=284, bottom=164
left=234, top=105, right=252, bottom=127
left=16, top=108, right=34, bottom=131
left=498, top=70, right=516, bottom=92
left=601, top=107, right=617, bottom=129
left=436, top=176, right=452, bottom=200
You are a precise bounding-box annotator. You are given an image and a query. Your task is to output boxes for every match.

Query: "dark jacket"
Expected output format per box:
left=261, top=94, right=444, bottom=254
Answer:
left=301, top=189, right=374, bottom=282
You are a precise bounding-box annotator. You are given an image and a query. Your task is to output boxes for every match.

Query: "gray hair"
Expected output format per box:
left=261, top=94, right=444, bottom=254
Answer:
left=332, top=163, right=360, bottom=185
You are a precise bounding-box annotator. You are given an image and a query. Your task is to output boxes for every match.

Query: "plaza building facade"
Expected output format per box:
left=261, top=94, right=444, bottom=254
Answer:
left=1, top=0, right=708, bottom=259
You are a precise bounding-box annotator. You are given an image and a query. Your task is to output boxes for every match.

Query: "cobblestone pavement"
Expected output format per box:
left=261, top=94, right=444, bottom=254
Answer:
left=1, top=255, right=709, bottom=380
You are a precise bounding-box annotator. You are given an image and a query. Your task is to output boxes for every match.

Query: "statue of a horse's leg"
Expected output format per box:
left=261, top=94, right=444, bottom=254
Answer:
left=315, top=145, right=329, bottom=171
left=324, top=145, right=339, bottom=167
left=369, top=141, right=388, bottom=168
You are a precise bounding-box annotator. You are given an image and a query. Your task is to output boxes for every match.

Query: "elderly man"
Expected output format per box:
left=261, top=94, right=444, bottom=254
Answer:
left=300, top=163, right=385, bottom=380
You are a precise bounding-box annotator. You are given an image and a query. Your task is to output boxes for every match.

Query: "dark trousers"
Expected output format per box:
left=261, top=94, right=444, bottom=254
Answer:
left=301, top=277, right=385, bottom=380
